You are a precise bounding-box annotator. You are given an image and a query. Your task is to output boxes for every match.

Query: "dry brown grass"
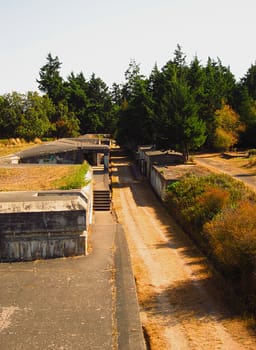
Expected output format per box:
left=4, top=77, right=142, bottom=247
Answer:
left=0, top=143, right=37, bottom=157
left=0, top=165, right=78, bottom=191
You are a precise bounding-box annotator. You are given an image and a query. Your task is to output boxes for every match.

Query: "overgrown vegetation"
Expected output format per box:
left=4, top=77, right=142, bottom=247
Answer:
left=165, top=173, right=256, bottom=312
left=53, top=163, right=90, bottom=189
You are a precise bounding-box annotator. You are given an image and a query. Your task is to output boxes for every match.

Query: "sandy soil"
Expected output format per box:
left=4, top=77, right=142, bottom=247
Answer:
left=111, top=150, right=256, bottom=350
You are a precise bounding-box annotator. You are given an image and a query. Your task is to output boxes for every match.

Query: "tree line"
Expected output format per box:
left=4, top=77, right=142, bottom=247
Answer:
left=1, top=45, right=256, bottom=159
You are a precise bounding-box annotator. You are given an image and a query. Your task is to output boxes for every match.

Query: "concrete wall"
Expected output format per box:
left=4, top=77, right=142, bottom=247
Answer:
left=145, top=151, right=184, bottom=179
left=0, top=192, right=89, bottom=262
left=1, top=233, right=86, bottom=261
left=137, top=146, right=184, bottom=179
left=150, top=166, right=171, bottom=201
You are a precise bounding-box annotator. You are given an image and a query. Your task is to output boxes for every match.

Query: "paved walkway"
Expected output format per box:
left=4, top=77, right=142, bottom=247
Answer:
left=0, top=161, right=145, bottom=350
left=0, top=211, right=145, bottom=349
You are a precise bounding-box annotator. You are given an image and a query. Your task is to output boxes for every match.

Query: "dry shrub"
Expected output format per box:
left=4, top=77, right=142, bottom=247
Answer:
left=34, top=137, right=42, bottom=144
left=204, top=201, right=256, bottom=274
left=204, top=200, right=256, bottom=310
left=187, top=186, right=230, bottom=227
left=7, top=138, right=27, bottom=145
left=8, top=138, right=17, bottom=145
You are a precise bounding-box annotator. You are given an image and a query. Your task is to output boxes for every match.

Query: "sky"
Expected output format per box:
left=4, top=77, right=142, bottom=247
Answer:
left=1, top=0, right=256, bottom=94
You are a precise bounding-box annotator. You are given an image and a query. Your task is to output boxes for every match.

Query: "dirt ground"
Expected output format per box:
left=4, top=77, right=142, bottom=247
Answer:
left=111, top=150, right=256, bottom=350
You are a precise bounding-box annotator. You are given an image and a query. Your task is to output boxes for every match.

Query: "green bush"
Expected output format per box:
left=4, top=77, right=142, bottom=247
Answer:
left=165, top=173, right=252, bottom=234
left=165, top=172, right=256, bottom=312
left=54, top=163, right=90, bottom=190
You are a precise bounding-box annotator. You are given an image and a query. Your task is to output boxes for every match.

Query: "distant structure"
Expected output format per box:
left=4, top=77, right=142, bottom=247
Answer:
left=0, top=134, right=111, bottom=262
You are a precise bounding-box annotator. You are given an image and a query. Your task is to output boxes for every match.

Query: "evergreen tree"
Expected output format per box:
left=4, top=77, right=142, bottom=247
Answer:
left=241, top=63, right=256, bottom=100
left=160, top=76, right=206, bottom=160
left=37, top=53, right=64, bottom=104
left=200, top=58, right=236, bottom=147
left=63, top=72, right=89, bottom=135
left=86, top=73, right=114, bottom=133
left=233, top=83, right=256, bottom=148
left=117, top=61, right=154, bottom=150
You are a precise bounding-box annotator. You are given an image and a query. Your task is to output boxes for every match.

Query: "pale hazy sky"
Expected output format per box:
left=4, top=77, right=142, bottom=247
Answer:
left=1, top=0, right=256, bottom=94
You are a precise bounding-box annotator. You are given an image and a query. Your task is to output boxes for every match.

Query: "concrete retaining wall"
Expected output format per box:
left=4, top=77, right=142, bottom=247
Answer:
left=0, top=192, right=89, bottom=262
left=1, top=234, right=86, bottom=261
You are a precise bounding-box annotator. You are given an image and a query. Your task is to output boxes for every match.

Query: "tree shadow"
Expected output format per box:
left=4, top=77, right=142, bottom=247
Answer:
left=142, top=276, right=256, bottom=336
left=235, top=173, right=256, bottom=177
left=111, top=150, right=256, bottom=335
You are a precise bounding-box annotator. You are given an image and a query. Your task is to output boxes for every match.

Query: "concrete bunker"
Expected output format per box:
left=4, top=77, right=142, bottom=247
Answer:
left=0, top=135, right=109, bottom=262
left=15, top=137, right=110, bottom=171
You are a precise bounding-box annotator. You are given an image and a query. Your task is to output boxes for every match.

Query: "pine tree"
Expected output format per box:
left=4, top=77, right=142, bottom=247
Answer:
left=37, top=53, right=64, bottom=104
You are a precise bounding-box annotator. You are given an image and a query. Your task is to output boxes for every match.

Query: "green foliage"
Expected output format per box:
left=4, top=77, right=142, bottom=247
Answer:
left=116, top=60, right=154, bottom=150
left=165, top=171, right=256, bottom=311
left=165, top=173, right=252, bottom=233
left=51, top=102, right=80, bottom=138
left=54, top=163, right=90, bottom=189
left=37, top=53, right=64, bottom=104
left=0, top=92, right=53, bottom=141
left=3, top=46, right=256, bottom=150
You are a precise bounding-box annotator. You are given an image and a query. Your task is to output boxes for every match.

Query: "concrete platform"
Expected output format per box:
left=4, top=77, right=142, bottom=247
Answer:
left=0, top=211, right=145, bottom=349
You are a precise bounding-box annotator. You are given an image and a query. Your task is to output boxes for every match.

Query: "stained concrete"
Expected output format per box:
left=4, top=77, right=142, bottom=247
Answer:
left=0, top=211, right=145, bottom=349
left=0, top=191, right=89, bottom=262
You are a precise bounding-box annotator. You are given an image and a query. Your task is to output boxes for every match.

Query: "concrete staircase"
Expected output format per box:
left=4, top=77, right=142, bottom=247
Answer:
left=93, top=190, right=111, bottom=211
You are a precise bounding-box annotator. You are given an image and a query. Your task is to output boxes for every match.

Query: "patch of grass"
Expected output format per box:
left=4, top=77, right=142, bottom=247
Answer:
left=53, top=163, right=90, bottom=189
left=0, top=163, right=90, bottom=191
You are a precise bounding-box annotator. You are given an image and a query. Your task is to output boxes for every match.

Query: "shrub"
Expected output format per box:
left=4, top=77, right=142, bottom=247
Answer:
left=204, top=201, right=256, bottom=274
left=165, top=171, right=256, bottom=312
left=165, top=172, right=256, bottom=249
left=54, top=163, right=90, bottom=190
left=204, top=200, right=256, bottom=309
left=184, top=186, right=230, bottom=228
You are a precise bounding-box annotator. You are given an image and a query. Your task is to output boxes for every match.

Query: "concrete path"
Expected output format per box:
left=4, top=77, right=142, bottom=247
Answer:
left=0, top=211, right=145, bottom=349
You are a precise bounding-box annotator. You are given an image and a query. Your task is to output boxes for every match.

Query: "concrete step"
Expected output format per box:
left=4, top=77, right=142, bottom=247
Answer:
left=93, top=190, right=111, bottom=211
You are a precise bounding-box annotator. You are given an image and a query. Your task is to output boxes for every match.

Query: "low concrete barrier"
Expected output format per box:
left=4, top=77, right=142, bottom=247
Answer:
left=0, top=191, right=88, bottom=262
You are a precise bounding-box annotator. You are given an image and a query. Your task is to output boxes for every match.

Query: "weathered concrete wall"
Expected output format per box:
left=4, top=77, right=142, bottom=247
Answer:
left=137, top=146, right=184, bottom=178
left=150, top=166, right=167, bottom=201
left=145, top=151, right=184, bottom=179
left=0, top=192, right=88, bottom=262
left=1, top=234, right=86, bottom=261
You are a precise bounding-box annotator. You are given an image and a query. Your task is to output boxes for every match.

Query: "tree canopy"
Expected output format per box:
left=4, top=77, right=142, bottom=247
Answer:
left=1, top=45, right=256, bottom=154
